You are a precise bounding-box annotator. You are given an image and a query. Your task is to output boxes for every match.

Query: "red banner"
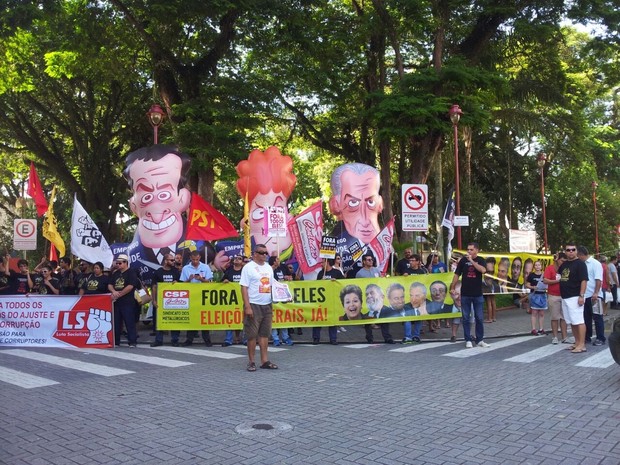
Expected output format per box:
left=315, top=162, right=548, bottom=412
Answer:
left=366, top=217, right=395, bottom=274
left=0, top=294, right=113, bottom=348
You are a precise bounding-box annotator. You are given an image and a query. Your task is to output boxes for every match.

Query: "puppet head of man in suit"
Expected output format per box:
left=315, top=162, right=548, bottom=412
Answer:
left=124, top=145, right=191, bottom=249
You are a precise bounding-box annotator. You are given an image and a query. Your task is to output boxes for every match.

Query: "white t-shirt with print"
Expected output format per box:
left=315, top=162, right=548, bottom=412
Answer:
left=239, top=261, right=274, bottom=305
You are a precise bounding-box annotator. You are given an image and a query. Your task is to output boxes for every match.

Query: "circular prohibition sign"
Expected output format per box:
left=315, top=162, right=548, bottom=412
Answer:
left=403, top=186, right=427, bottom=211
left=15, top=220, right=36, bottom=238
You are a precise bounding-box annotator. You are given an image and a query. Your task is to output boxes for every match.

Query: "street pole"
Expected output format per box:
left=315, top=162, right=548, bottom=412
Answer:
left=537, top=152, right=549, bottom=254
left=147, top=104, right=165, bottom=145
left=449, top=104, right=463, bottom=249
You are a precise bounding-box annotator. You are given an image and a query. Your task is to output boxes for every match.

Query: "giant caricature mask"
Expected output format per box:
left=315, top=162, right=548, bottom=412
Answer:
left=329, top=163, right=383, bottom=245
left=236, top=147, right=297, bottom=257
left=128, top=152, right=191, bottom=249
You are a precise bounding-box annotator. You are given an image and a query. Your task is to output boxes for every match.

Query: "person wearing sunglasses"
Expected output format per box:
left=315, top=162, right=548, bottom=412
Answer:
left=32, top=264, right=60, bottom=295
left=240, top=244, right=277, bottom=371
left=558, top=243, right=588, bottom=353
left=108, top=254, right=140, bottom=348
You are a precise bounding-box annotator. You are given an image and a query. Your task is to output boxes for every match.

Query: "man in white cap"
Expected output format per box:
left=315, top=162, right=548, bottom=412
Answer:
left=108, top=254, right=140, bottom=347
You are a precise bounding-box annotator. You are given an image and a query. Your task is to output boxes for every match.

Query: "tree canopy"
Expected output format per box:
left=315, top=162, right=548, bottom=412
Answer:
left=1, top=0, right=618, bottom=257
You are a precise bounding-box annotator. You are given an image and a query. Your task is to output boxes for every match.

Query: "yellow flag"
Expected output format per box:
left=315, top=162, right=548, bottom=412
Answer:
left=243, top=190, right=251, bottom=257
left=42, top=186, right=66, bottom=257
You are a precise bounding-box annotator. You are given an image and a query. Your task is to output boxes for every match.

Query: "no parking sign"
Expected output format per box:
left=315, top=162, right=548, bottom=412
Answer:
left=13, top=219, right=37, bottom=250
left=401, top=184, right=428, bottom=231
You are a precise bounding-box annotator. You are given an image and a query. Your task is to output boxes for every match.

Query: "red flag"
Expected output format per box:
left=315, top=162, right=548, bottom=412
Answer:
left=287, top=201, right=323, bottom=274
left=366, top=217, right=395, bottom=274
left=27, top=162, right=48, bottom=216
left=186, top=193, right=238, bottom=241
left=49, top=244, right=58, bottom=262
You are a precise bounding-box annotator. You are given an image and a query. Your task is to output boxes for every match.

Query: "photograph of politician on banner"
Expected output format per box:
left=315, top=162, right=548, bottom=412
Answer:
left=451, top=249, right=553, bottom=295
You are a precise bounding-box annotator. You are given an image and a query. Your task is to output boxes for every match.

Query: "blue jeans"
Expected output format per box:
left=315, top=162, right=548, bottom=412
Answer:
left=403, top=321, right=422, bottom=339
left=272, top=328, right=290, bottom=342
left=461, top=295, right=484, bottom=343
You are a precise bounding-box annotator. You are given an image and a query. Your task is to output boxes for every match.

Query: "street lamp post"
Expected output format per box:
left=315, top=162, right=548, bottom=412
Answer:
left=592, top=181, right=599, bottom=255
left=146, top=104, right=166, bottom=144
left=537, top=152, right=549, bottom=254
left=449, top=104, right=463, bottom=249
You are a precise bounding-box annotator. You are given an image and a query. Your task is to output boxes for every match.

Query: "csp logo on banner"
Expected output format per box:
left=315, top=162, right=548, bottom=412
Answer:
left=163, top=290, right=190, bottom=309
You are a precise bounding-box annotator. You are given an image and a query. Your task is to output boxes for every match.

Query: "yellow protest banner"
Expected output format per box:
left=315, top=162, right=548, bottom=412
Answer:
left=157, top=273, right=459, bottom=331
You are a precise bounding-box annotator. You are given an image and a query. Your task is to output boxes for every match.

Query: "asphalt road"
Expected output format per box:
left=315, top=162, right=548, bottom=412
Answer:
left=1, top=334, right=619, bottom=465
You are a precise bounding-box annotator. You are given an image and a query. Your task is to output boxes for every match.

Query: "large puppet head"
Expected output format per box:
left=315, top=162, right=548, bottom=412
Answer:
left=235, top=146, right=297, bottom=255
left=124, top=145, right=192, bottom=249
left=329, top=163, right=383, bottom=245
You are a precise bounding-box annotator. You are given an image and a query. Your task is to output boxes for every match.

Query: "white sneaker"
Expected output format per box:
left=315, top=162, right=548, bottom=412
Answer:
left=551, top=337, right=559, bottom=345
left=465, top=341, right=473, bottom=349
left=477, top=341, right=490, bottom=348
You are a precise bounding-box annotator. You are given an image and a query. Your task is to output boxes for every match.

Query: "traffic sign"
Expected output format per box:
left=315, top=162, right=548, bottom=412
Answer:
left=14, top=219, right=37, bottom=250
left=402, top=184, right=428, bottom=231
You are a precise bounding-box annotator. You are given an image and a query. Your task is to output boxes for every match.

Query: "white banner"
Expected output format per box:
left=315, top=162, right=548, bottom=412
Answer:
left=71, top=194, right=114, bottom=267
left=0, top=294, right=113, bottom=348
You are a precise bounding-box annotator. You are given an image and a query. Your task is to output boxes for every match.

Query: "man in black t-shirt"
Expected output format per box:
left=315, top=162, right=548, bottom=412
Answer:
left=58, top=256, right=78, bottom=295
left=450, top=242, right=490, bottom=349
left=221, top=255, right=245, bottom=346
left=558, top=243, right=588, bottom=353
left=151, top=253, right=181, bottom=347
left=6, top=258, right=32, bottom=294
left=108, top=254, right=140, bottom=347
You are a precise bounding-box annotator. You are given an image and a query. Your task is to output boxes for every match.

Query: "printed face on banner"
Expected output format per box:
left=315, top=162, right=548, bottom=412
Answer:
left=388, top=287, right=406, bottom=311
left=128, top=153, right=191, bottom=248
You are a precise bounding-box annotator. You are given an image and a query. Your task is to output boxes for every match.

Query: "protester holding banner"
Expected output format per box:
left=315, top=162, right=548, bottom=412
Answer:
left=450, top=242, right=490, bottom=349
left=57, top=257, right=78, bottom=295
left=526, top=260, right=547, bottom=335
left=313, top=258, right=343, bottom=345
left=356, top=254, right=381, bottom=343
left=240, top=243, right=278, bottom=371
left=108, top=253, right=140, bottom=348
left=79, top=262, right=109, bottom=295
left=180, top=250, right=213, bottom=347
left=402, top=282, right=428, bottom=344
left=150, top=253, right=181, bottom=347
left=543, top=252, right=568, bottom=344
left=483, top=257, right=499, bottom=323
left=221, top=255, right=245, bottom=346
left=269, top=256, right=293, bottom=347
left=365, top=284, right=395, bottom=344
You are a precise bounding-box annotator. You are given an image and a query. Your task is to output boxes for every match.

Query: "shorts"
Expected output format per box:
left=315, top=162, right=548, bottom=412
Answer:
left=548, top=294, right=563, bottom=321
left=529, top=293, right=547, bottom=310
left=243, top=303, right=273, bottom=340
left=562, top=296, right=584, bottom=325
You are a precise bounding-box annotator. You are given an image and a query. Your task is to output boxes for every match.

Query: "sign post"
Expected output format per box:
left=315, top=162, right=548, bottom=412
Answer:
left=13, top=219, right=37, bottom=251
left=401, top=184, right=429, bottom=232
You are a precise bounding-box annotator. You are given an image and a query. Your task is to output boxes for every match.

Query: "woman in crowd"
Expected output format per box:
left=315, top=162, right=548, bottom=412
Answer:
left=79, top=261, right=108, bottom=295
left=525, top=260, right=547, bottom=335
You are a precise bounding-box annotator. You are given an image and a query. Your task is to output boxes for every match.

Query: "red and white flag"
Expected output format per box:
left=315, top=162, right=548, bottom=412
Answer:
left=366, top=217, right=395, bottom=274
left=287, top=201, right=323, bottom=274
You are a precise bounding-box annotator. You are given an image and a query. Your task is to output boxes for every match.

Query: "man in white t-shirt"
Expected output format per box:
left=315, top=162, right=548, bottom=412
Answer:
left=240, top=244, right=277, bottom=371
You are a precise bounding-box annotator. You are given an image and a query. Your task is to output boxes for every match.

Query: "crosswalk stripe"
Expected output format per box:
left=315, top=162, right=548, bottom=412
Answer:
left=342, top=344, right=375, bottom=349
left=0, top=366, right=60, bottom=389
left=443, top=335, right=534, bottom=358
left=75, top=349, right=194, bottom=368
left=153, top=346, right=245, bottom=359
left=504, top=344, right=566, bottom=363
left=0, top=349, right=134, bottom=376
left=575, top=350, right=616, bottom=368
left=228, top=345, right=289, bottom=352
left=390, top=341, right=454, bottom=353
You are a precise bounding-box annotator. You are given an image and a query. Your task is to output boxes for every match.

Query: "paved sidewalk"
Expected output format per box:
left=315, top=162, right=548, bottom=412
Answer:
left=135, top=305, right=620, bottom=345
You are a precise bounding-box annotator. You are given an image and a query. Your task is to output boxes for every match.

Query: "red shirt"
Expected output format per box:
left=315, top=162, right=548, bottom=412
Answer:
left=543, top=264, right=561, bottom=296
